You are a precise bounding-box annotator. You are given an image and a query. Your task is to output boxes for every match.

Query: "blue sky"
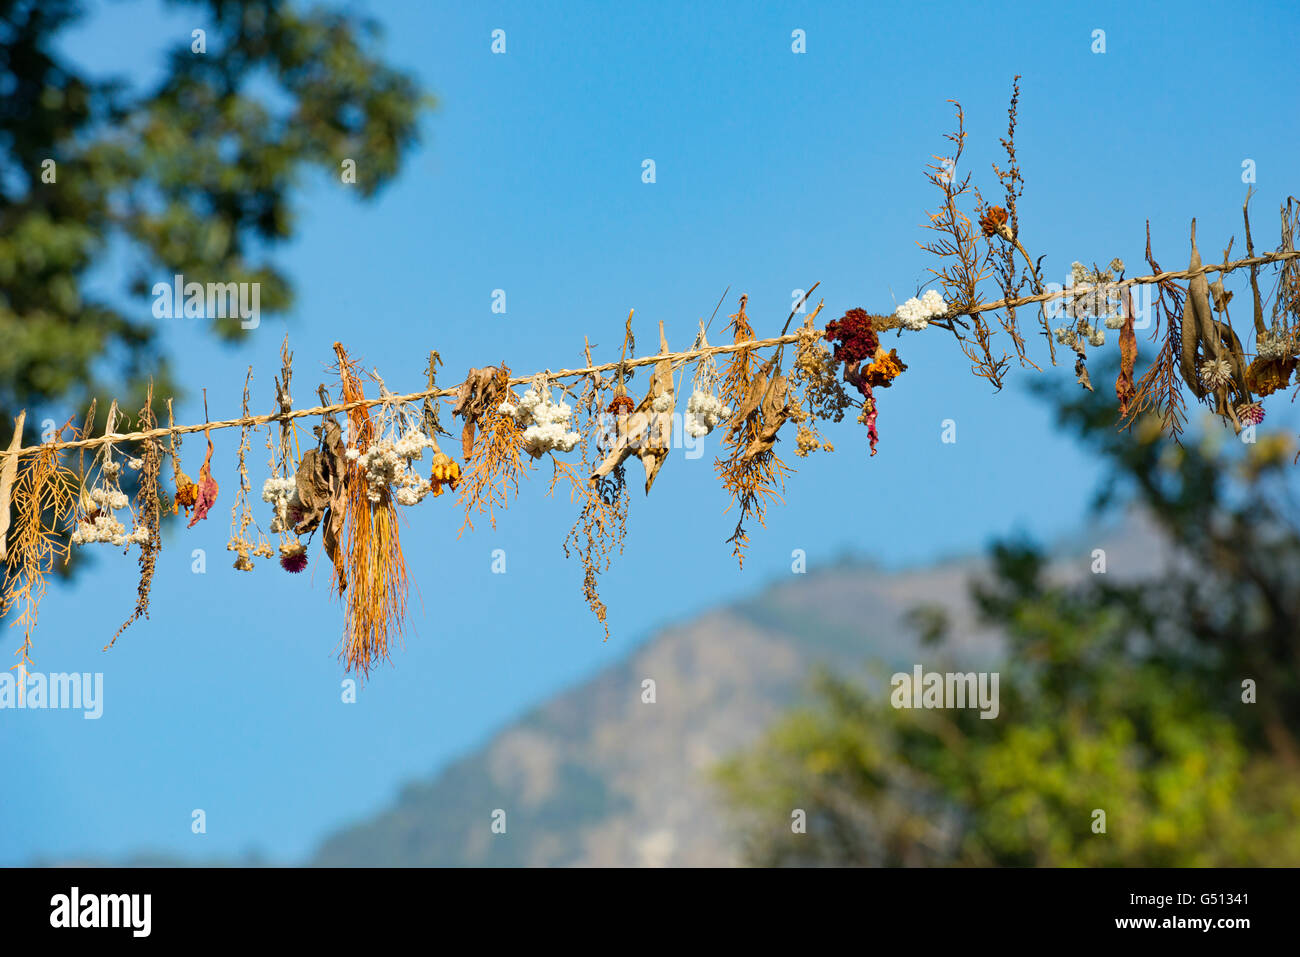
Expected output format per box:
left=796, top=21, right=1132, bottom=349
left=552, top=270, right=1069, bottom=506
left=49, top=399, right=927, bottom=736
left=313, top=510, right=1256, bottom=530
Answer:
left=2, top=0, right=1298, bottom=864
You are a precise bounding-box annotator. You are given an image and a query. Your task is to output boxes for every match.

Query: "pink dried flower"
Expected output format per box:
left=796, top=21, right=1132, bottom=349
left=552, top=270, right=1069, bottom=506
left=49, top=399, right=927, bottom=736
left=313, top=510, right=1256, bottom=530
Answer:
left=280, top=551, right=308, bottom=573
left=1238, top=402, right=1265, bottom=427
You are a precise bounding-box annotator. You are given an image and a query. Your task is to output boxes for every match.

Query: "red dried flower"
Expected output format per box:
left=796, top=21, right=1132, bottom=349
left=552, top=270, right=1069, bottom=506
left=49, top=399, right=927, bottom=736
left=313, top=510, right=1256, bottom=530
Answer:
left=1238, top=402, right=1265, bottom=427
left=823, top=308, right=879, bottom=368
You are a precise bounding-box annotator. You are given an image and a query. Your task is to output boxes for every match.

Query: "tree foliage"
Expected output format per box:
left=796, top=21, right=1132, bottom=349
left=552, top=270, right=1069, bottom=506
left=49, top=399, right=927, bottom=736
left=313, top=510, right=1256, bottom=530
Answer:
left=716, top=371, right=1300, bottom=866
left=0, top=0, right=426, bottom=432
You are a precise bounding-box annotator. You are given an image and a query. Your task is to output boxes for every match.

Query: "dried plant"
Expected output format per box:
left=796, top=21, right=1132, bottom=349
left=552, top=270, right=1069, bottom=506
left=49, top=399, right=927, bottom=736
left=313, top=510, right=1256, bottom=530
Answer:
left=111, top=385, right=163, bottom=647
left=2, top=416, right=80, bottom=668
left=549, top=354, right=629, bottom=640
left=715, top=296, right=794, bottom=568
left=452, top=364, right=509, bottom=461
left=457, top=365, right=530, bottom=533
left=1123, top=222, right=1189, bottom=439
left=975, top=76, right=1046, bottom=370
left=591, top=322, right=675, bottom=493
left=789, top=307, right=843, bottom=457
left=921, top=103, right=1006, bottom=388
left=332, top=342, right=410, bottom=677
left=6, top=81, right=1300, bottom=669
left=228, top=368, right=273, bottom=571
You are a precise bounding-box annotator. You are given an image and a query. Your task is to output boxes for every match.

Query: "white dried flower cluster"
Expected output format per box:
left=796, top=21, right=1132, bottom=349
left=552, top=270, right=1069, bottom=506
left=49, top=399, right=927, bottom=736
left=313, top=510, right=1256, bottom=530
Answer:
left=895, top=290, right=947, bottom=331
left=1054, top=321, right=1105, bottom=350
left=1257, top=327, right=1298, bottom=360
left=346, top=428, right=436, bottom=504
left=685, top=389, right=731, bottom=437
left=101, top=460, right=122, bottom=478
left=503, top=387, right=581, bottom=456
left=1066, top=259, right=1124, bottom=322
left=261, top=475, right=300, bottom=533
left=89, top=486, right=128, bottom=511
left=71, top=486, right=147, bottom=547
left=1200, top=357, right=1234, bottom=391
left=127, top=457, right=144, bottom=470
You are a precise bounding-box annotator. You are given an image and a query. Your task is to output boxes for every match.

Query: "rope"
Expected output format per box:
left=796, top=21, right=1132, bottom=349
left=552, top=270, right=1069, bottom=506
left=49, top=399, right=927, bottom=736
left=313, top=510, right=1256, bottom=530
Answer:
left=4, top=248, right=1296, bottom=460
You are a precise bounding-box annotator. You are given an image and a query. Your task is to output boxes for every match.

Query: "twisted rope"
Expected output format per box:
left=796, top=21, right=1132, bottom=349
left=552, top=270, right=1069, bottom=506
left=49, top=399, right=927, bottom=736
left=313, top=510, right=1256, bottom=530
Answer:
left=4, top=248, right=1296, bottom=460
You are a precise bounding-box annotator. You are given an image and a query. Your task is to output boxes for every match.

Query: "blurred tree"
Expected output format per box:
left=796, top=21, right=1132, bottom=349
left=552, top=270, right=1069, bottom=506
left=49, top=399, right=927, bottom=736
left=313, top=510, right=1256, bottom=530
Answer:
left=0, top=0, right=426, bottom=435
left=716, top=374, right=1300, bottom=865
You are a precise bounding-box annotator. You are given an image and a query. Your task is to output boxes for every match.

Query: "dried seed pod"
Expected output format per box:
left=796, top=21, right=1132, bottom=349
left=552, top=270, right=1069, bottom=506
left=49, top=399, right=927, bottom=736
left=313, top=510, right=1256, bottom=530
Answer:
left=1180, top=219, right=1214, bottom=397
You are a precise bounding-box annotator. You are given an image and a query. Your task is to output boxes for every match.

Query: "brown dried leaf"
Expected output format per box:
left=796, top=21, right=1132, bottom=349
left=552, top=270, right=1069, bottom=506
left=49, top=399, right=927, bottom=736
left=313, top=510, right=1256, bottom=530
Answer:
left=1075, top=356, right=1094, bottom=393
left=742, top=373, right=794, bottom=462
left=1116, top=290, right=1138, bottom=416
left=453, top=366, right=505, bottom=461
left=637, top=323, right=674, bottom=493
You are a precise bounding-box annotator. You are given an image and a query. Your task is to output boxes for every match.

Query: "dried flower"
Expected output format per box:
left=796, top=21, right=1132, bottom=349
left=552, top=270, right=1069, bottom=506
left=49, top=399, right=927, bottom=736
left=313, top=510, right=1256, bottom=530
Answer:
left=607, top=395, right=635, bottom=416
left=1238, top=402, right=1265, bottom=427
left=863, top=346, right=908, bottom=388
left=279, top=538, right=308, bottom=573
left=503, top=383, right=582, bottom=457
left=979, top=205, right=1013, bottom=241
left=1200, top=358, right=1235, bottom=391
left=429, top=452, right=460, bottom=497
left=1245, top=355, right=1297, bottom=397
left=823, top=308, right=879, bottom=367
left=685, top=389, right=732, bottom=437
left=187, top=429, right=218, bottom=528
left=895, top=290, right=947, bottom=331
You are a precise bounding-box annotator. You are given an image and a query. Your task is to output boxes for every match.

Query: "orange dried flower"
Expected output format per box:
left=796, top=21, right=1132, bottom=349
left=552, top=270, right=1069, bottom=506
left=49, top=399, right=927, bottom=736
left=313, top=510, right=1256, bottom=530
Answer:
left=979, top=205, right=1011, bottom=239
left=864, top=346, right=907, bottom=388
left=174, top=474, right=199, bottom=511
left=429, top=453, right=461, bottom=497
left=607, top=395, right=635, bottom=416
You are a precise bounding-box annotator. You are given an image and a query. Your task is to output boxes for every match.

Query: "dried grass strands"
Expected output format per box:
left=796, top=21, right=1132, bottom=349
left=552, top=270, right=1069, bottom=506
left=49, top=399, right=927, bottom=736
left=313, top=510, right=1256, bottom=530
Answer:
left=332, top=342, right=410, bottom=677
left=2, top=415, right=79, bottom=668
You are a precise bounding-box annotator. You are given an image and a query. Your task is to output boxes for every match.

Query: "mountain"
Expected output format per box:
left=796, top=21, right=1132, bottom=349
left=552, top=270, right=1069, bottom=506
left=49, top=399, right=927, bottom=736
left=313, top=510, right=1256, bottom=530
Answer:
left=310, top=514, right=1168, bottom=866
